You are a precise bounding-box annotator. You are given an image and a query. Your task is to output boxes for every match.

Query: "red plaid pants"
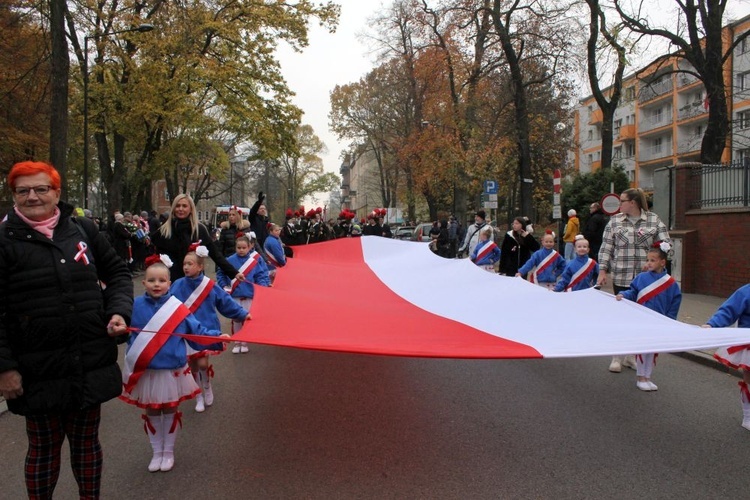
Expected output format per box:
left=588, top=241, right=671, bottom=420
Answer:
left=24, top=405, right=103, bottom=500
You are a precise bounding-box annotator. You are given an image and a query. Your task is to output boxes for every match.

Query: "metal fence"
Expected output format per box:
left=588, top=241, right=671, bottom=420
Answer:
left=690, top=159, right=750, bottom=209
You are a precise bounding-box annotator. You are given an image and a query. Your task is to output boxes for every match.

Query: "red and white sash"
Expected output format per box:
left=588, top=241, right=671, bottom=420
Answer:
left=636, top=274, right=675, bottom=305
left=229, top=252, right=261, bottom=294
left=183, top=276, right=214, bottom=313
left=266, top=251, right=282, bottom=268
left=475, top=241, right=498, bottom=263
left=566, top=258, right=596, bottom=291
left=123, top=296, right=191, bottom=393
left=530, top=250, right=560, bottom=284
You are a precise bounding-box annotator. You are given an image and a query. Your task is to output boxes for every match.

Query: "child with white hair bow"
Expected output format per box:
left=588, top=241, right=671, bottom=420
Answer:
left=120, top=254, right=227, bottom=472
left=171, top=243, right=250, bottom=412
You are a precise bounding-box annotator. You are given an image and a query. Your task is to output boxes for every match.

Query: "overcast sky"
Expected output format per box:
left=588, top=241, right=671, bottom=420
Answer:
left=275, top=1, right=750, bottom=183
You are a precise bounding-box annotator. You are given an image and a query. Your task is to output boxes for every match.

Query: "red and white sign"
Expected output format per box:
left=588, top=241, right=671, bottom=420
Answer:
left=600, top=193, right=621, bottom=215
left=232, top=237, right=750, bottom=359
left=553, top=169, right=561, bottom=194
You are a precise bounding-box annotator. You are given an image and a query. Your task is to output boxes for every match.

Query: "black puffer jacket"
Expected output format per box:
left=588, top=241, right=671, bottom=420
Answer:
left=150, top=218, right=239, bottom=281
left=216, top=219, right=251, bottom=256
left=0, top=202, right=133, bottom=416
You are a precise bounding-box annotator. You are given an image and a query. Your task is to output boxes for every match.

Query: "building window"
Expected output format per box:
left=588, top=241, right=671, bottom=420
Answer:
left=738, top=72, right=750, bottom=92
left=694, top=125, right=703, bottom=137
left=205, top=211, right=209, bottom=221
left=653, top=137, right=663, bottom=153
left=614, top=146, right=622, bottom=159
left=737, top=149, right=750, bottom=163
left=197, top=211, right=202, bottom=221
left=741, top=37, right=750, bottom=54
left=623, top=87, right=635, bottom=101
left=587, top=129, right=593, bottom=140
left=737, top=110, right=750, bottom=129
left=614, top=119, right=622, bottom=135
left=625, top=143, right=635, bottom=158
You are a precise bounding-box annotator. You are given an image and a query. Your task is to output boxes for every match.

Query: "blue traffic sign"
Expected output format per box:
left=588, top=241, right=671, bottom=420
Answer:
left=484, top=180, right=498, bottom=194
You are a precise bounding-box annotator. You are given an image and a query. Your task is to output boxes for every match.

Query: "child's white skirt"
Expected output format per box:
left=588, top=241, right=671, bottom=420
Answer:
left=714, top=345, right=750, bottom=371
left=120, top=366, right=200, bottom=410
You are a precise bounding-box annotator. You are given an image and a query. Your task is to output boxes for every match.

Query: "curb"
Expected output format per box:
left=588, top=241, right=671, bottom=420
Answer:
left=670, top=350, right=741, bottom=378
left=0, top=397, right=6, bottom=416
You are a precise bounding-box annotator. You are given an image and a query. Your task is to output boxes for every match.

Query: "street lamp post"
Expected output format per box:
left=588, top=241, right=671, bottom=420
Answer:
left=82, top=23, right=154, bottom=209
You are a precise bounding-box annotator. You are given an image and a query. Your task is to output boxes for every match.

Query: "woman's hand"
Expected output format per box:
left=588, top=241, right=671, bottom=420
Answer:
left=234, top=272, right=246, bottom=282
left=107, top=314, right=128, bottom=336
left=0, top=370, right=23, bottom=399
left=596, top=269, right=607, bottom=286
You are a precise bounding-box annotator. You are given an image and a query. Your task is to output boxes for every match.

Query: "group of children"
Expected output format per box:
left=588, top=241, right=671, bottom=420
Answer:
left=119, top=229, right=287, bottom=472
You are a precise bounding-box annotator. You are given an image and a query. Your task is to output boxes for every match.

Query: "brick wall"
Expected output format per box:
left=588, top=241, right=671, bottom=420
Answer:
left=682, top=209, right=750, bottom=296
left=674, top=164, right=750, bottom=296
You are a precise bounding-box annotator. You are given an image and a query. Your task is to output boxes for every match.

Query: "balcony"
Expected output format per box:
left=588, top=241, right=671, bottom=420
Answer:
left=638, top=79, right=673, bottom=103
left=677, top=101, right=707, bottom=121
left=591, top=160, right=601, bottom=170
left=677, top=137, right=702, bottom=154
left=677, top=73, right=699, bottom=88
left=639, top=112, right=673, bottom=133
left=639, top=142, right=673, bottom=162
left=589, top=109, right=603, bottom=124
left=618, top=124, right=636, bottom=140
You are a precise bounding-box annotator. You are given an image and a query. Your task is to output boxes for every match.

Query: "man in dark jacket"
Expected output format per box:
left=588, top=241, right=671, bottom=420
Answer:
left=0, top=161, right=133, bottom=499
left=583, top=202, right=607, bottom=260
left=249, top=191, right=270, bottom=248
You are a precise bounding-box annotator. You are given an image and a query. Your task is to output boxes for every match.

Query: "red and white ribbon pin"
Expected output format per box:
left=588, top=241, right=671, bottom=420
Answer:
left=75, top=241, right=90, bottom=265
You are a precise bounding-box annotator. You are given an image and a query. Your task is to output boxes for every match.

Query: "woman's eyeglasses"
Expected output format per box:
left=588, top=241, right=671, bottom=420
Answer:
left=14, top=185, right=53, bottom=197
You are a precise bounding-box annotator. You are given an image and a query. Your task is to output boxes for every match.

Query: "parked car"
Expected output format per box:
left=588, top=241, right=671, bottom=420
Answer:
left=412, top=222, right=434, bottom=242
left=393, top=226, right=415, bottom=240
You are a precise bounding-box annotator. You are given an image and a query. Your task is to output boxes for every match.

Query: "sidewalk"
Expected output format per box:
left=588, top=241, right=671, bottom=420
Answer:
left=0, top=281, right=737, bottom=416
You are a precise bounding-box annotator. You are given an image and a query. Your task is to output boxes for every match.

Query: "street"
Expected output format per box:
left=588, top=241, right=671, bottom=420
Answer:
left=0, top=344, right=747, bottom=499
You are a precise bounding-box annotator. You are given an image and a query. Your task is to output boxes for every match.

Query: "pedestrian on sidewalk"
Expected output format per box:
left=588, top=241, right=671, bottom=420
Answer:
left=703, top=283, right=750, bottom=430
left=171, top=245, right=249, bottom=413
left=615, top=242, right=681, bottom=392
left=597, top=187, right=670, bottom=373
left=120, top=256, right=225, bottom=472
left=217, top=233, right=271, bottom=354
left=0, top=161, right=133, bottom=499
left=562, top=209, right=579, bottom=260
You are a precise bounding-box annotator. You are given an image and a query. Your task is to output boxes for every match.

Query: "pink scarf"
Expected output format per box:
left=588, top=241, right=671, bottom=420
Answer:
left=14, top=206, right=61, bottom=239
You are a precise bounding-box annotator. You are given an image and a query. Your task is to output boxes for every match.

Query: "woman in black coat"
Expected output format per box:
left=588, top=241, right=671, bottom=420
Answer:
left=0, top=161, right=133, bottom=498
left=150, top=194, right=242, bottom=282
left=216, top=207, right=251, bottom=256
left=499, top=217, right=540, bottom=276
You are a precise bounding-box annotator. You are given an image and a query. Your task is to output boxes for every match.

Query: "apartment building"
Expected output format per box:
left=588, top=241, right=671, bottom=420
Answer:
left=572, top=14, right=750, bottom=190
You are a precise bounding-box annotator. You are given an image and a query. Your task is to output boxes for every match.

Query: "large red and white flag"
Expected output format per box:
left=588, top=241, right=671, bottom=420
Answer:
left=232, top=236, right=750, bottom=358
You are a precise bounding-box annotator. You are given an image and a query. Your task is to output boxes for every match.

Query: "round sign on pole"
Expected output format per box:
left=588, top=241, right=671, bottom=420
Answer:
left=600, top=193, right=621, bottom=216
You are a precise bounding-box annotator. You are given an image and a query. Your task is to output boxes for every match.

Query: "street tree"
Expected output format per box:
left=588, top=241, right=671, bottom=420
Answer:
left=0, top=2, right=50, bottom=178
left=66, top=0, right=339, bottom=212
left=489, top=0, right=577, bottom=219
left=584, top=0, right=636, bottom=171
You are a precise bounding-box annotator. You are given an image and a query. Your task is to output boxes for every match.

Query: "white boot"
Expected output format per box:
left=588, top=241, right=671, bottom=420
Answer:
left=195, top=393, right=205, bottom=413
left=161, top=412, right=181, bottom=471
left=144, top=414, right=164, bottom=473
left=193, top=370, right=205, bottom=412
left=202, top=367, right=214, bottom=406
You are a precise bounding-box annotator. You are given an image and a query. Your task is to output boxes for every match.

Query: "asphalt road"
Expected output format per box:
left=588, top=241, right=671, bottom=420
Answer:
left=0, top=344, right=747, bottom=499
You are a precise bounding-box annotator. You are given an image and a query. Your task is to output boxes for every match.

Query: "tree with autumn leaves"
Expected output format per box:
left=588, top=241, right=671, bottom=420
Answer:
left=331, top=0, right=575, bottom=225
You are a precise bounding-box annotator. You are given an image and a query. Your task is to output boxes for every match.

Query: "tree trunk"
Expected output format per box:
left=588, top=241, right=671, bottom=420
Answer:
left=48, top=0, right=69, bottom=197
